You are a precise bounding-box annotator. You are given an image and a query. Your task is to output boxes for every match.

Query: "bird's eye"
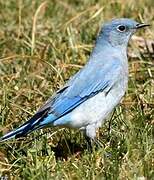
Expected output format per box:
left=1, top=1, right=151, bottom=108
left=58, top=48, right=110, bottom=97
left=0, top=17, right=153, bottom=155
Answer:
left=117, top=25, right=126, bottom=32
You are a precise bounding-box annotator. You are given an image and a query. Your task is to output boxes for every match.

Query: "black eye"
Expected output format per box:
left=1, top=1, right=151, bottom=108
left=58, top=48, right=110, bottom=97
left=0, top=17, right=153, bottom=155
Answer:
left=117, top=25, right=126, bottom=32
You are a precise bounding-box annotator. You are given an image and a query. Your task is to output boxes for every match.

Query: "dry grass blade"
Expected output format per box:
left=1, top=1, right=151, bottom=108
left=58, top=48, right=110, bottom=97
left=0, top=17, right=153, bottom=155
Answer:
left=31, top=1, right=47, bottom=55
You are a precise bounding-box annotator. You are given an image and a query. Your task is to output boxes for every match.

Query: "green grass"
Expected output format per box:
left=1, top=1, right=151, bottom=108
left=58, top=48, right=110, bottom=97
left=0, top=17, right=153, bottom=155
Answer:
left=0, top=0, right=154, bottom=179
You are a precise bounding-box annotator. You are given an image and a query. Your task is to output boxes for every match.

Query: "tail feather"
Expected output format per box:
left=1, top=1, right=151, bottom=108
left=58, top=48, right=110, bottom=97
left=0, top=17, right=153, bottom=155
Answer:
left=0, top=108, right=55, bottom=142
left=0, top=123, right=29, bottom=142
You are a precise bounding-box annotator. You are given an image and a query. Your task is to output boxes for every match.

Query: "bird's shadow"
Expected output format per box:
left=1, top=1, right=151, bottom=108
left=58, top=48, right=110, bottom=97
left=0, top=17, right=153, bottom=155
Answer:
left=1, top=137, right=87, bottom=162
left=50, top=138, right=87, bottom=160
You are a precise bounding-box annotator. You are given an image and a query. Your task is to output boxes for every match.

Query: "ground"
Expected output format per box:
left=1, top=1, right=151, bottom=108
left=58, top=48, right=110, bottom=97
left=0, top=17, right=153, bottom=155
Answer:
left=0, top=0, right=154, bottom=179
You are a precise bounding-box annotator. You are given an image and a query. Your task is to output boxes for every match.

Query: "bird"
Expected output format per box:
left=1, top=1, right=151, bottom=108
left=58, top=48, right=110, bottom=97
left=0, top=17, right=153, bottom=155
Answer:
left=0, top=18, right=149, bottom=147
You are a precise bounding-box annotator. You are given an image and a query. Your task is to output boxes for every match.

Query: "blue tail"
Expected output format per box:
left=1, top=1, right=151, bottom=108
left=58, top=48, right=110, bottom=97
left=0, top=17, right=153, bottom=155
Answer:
left=0, top=109, right=56, bottom=142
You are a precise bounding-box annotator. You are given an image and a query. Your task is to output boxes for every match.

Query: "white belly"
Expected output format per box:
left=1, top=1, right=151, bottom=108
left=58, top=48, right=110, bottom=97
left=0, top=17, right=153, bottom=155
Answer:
left=68, top=87, right=124, bottom=128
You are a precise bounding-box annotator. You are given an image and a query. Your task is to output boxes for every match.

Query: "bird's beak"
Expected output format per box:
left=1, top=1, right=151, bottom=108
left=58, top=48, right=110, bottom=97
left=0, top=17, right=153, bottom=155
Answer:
left=136, top=23, right=150, bottom=29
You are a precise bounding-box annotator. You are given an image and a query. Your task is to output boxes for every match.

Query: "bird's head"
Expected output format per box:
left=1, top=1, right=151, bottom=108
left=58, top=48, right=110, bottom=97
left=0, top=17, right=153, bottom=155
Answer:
left=99, top=18, right=149, bottom=47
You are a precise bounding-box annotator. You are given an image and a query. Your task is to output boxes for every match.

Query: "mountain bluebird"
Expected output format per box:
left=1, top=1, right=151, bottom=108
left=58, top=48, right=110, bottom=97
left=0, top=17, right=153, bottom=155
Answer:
left=0, top=18, right=149, bottom=146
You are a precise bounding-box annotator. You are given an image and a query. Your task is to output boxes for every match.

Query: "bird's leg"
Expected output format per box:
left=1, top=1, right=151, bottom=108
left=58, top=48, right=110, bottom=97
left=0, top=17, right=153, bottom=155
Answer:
left=84, top=125, right=104, bottom=151
left=94, top=138, right=104, bottom=148
left=108, top=109, right=116, bottom=133
left=85, top=135, right=93, bottom=152
left=85, top=135, right=104, bottom=151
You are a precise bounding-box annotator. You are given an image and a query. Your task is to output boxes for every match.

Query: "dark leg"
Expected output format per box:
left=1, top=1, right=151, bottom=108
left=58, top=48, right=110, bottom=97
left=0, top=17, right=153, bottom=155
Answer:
left=85, top=135, right=104, bottom=152
left=108, top=109, right=116, bottom=133
left=94, top=139, right=104, bottom=148
left=83, top=125, right=104, bottom=151
left=85, top=135, right=93, bottom=152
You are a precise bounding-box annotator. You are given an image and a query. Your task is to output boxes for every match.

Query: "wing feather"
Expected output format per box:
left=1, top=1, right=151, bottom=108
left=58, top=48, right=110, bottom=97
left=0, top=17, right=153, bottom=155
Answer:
left=37, top=60, right=122, bottom=120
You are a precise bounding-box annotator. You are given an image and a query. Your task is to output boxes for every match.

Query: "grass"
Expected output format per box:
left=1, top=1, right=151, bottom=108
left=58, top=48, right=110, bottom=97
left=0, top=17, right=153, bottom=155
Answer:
left=0, top=0, right=154, bottom=179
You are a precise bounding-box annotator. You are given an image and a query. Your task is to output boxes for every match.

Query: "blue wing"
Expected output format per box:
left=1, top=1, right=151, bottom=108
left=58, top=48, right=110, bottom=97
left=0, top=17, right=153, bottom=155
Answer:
left=42, top=59, right=122, bottom=119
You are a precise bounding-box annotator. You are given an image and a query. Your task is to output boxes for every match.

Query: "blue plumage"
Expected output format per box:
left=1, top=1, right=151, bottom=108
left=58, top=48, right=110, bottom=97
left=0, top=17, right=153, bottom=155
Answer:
left=0, top=18, right=149, bottom=143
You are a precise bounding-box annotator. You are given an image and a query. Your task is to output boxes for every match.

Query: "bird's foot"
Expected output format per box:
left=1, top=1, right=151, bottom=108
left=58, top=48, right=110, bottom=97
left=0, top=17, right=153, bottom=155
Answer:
left=85, top=136, right=104, bottom=152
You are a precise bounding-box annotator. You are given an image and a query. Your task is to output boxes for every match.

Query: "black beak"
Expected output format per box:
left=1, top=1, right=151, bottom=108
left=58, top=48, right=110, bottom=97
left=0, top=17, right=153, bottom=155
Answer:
left=136, top=23, right=150, bottom=29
